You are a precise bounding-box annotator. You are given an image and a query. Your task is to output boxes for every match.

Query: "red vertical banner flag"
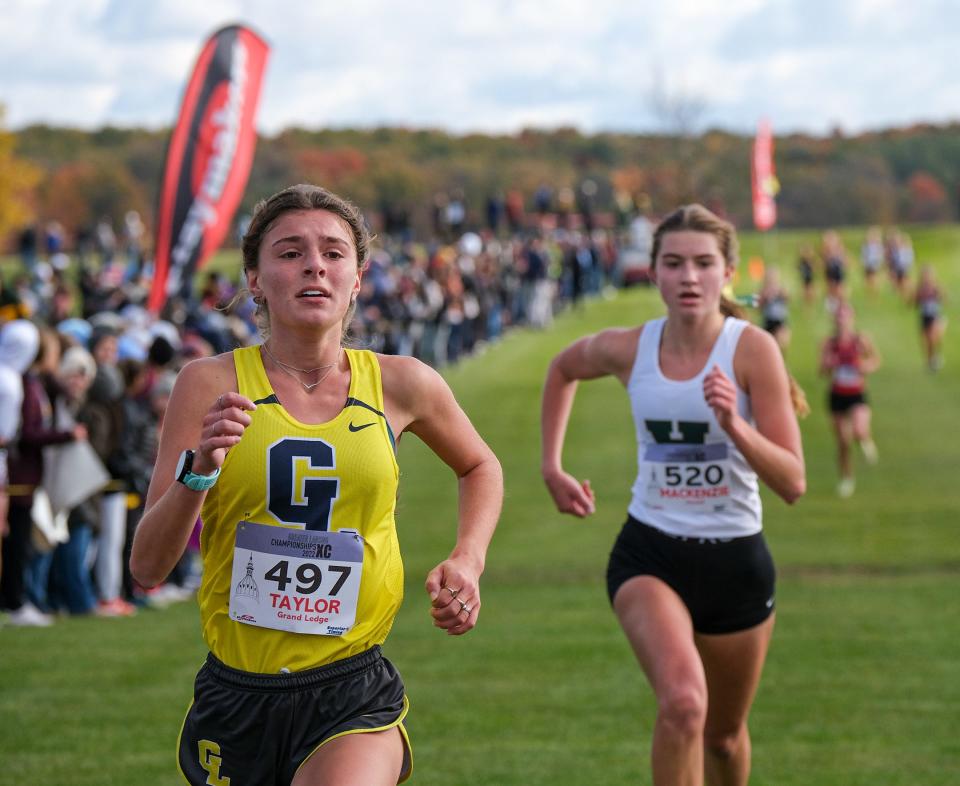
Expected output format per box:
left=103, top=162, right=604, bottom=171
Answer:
left=751, top=118, right=778, bottom=232
left=148, top=25, right=270, bottom=313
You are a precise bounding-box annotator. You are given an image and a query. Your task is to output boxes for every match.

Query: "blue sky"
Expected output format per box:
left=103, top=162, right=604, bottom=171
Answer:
left=2, top=0, right=958, bottom=136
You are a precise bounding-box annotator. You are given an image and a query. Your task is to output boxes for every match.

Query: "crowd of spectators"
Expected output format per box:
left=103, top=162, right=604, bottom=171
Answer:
left=0, top=193, right=656, bottom=626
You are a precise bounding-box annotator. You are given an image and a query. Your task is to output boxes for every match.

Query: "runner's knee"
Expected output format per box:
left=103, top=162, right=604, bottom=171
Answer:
left=704, top=725, right=744, bottom=761
left=658, top=687, right=707, bottom=740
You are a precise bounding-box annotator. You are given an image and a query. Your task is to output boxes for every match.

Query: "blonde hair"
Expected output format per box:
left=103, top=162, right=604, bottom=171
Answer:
left=653, top=204, right=808, bottom=417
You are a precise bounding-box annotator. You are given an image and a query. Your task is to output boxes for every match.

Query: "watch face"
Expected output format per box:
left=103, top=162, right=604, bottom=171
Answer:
left=175, top=449, right=193, bottom=481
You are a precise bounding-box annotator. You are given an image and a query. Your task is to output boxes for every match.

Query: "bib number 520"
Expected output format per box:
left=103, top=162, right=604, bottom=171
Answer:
left=664, top=464, right=724, bottom=487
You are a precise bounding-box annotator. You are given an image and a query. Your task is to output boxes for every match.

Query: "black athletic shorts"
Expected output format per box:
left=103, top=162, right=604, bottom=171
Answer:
left=825, top=261, right=845, bottom=283
left=829, top=390, right=867, bottom=413
left=178, top=646, right=411, bottom=785
left=606, top=515, right=776, bottom=635
left=763, top=318, right=786, bottom=334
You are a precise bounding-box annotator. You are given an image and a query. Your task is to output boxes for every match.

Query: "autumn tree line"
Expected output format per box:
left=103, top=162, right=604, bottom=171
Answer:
left=3, top=109, right=960, bottom=253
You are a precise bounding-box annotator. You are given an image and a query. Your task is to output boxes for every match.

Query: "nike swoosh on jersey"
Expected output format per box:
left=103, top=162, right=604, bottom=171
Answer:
left=349, top=422, right=375, bottom=432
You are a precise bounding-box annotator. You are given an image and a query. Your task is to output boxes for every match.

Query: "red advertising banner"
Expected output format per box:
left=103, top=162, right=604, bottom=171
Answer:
left=148, top=25, right=269, bottom=313
left=751, top=118, right=778, bottom=232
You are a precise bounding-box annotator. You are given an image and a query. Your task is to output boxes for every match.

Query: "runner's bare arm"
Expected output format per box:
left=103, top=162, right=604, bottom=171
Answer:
left=541, top=328, right=640, bottom=517
left=721, top=326, right=805, bottom=504
left=382, top=355, right=502, bottom=635
left=130, top=356, right=255, bottom=587
left=859, top=334, right=882, bottom=374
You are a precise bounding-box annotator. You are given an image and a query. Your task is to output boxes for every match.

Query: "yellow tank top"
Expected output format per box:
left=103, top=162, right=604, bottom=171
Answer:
left=197, top=346, right=403, bottom=673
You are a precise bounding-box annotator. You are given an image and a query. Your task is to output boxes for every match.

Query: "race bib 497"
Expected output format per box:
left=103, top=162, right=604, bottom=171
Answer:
left=229, top=521, right=364, bottom=636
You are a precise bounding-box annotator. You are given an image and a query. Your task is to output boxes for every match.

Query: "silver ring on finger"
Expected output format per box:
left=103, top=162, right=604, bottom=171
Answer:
left=458, top=599, right=470, bottom=614
left=445, top=586, right=460, bottom=599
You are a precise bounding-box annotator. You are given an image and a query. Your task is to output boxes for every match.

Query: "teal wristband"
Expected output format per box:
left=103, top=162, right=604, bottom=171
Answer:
left=174, top=449, right=221, bottom=491
left=180, top=466, right=221, bottom=491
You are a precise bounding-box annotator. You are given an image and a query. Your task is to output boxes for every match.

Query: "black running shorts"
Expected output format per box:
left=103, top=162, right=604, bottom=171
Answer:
left=829, top=390, right=867, bottom=413
left=177, top=645, right=411, bottom=785
left=606, top=515, right=776, bottom=635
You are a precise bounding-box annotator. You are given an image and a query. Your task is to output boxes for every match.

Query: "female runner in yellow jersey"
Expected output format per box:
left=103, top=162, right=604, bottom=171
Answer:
left=130, top=184, right=503, bottom=786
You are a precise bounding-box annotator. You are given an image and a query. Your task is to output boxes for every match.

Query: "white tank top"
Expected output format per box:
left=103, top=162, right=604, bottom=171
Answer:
left=626, top=317, right=762, bottom=538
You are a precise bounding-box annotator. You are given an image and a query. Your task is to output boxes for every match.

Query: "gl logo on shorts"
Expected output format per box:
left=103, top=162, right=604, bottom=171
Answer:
left=198, top=739, right=230, bottom=785
left=267, top=438, right=340, bottom=531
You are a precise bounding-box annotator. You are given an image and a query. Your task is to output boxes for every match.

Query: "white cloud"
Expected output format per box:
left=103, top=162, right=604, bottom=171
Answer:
left=0, top=0, right=958, bottom=134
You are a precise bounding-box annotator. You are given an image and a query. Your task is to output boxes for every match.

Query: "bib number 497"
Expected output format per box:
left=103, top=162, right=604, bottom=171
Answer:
left=264, top=560, right=352, bottom=596
left=230, top=521, right=363, bottom=635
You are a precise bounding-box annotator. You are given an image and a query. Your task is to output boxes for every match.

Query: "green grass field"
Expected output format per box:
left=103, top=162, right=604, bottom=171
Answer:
left=2, top=225, right=958, bottom=785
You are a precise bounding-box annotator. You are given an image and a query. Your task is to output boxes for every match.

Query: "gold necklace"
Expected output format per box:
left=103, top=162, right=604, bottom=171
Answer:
left=261, top=342, right=341, bottom=392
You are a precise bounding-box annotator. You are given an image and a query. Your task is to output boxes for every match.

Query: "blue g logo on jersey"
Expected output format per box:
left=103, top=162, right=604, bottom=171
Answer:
left=267, top=438, right=340, bottom=531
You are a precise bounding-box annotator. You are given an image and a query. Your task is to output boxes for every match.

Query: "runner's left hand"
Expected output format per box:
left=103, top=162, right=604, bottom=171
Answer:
left=425, top=556, right=481, bottom=636
left=703, top=364, right=740, bottom=432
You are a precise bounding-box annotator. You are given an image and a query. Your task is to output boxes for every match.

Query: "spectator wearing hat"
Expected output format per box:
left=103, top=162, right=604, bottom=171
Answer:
left=27, top=345, right=101, bottom=616
left=3, top=328, right=87, bottom=626
left=83, top=326, right=136, bottom=616
left=0, top=321, right=40, bottom=587
left=56, top=318, right=93, bottom=349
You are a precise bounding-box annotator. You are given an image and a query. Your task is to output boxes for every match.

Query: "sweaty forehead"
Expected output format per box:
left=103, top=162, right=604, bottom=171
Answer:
left=659, top=230, right=722, bottom=257
left=263, top=209, right=354, bottom=248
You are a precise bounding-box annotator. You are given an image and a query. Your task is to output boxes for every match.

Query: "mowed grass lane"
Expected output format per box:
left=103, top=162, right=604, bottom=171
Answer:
left=1, top=224, right=958, bottom=785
